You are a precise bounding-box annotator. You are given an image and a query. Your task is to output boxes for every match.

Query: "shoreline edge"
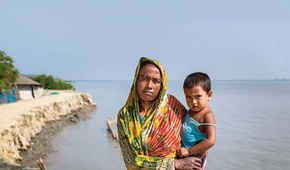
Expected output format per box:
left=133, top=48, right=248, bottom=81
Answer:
left=0, top=91, right=96, bottom=166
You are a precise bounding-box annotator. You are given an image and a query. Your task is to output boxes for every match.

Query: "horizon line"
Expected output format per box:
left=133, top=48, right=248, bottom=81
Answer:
left=67, top=78, right=290, bottom=82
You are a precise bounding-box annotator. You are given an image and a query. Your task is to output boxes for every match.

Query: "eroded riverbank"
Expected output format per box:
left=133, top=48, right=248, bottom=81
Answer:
left=0, top=91, right=96, bottom=169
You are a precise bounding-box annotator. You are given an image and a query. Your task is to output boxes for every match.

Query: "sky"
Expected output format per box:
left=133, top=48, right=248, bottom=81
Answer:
left=1, top=0, right=290, bottom=80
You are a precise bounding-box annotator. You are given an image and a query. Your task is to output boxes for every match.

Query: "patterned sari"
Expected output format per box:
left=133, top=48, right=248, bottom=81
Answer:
left=117, top=57, right=186, bottom=170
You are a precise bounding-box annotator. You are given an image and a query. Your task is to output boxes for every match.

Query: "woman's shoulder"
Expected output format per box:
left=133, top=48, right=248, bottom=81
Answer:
left=167, top=94, right=179, bottom=104
left=117, top=106, right=127, bottom=118
left=167, top=94, right=185, bottom=108
left=167, top=94, right=187, bottom=118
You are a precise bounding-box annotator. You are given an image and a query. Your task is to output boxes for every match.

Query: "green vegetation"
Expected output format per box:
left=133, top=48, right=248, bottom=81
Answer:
left=0, top=51, right=19, bottom=91
left=0, top=50, right=73, bottom=91
left=28, top=74, right=74, bottom=90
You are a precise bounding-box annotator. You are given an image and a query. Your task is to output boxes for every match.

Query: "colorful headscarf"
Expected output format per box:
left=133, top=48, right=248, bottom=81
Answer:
left=117, top=57, right=186, bottom=170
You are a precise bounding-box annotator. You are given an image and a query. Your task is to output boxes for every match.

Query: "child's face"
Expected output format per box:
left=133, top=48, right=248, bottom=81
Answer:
left=184, top=85, right=212, bottom=113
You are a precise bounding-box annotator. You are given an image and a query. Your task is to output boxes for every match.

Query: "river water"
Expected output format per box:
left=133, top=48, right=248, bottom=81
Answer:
left=46, top=80, right=290, bottom=170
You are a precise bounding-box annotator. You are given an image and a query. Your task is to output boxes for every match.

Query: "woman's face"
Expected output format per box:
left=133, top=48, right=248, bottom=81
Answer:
left=137, top=64, right=162, bottom=103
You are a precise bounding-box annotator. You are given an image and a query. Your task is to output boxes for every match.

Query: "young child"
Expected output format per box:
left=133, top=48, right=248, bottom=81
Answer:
left=177, top=72, right=216, bottom=169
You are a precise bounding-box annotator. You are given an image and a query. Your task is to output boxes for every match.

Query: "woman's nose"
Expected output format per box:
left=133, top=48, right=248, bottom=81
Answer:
left=146, top=80, right=154, bottom=88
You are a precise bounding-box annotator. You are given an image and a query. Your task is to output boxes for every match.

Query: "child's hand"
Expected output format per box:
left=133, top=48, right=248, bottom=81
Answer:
left=177, top=147, right=190, bottom=158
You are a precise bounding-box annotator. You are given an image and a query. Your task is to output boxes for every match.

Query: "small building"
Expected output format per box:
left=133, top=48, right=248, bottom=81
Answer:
left=16, top=75, right=44, bottom=100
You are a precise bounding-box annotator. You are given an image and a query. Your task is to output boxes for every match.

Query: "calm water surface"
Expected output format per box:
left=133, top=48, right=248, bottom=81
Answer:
left=46, top=80, right=290, bottom=170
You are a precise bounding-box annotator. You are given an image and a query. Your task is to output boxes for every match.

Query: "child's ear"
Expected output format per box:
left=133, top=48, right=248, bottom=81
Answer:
left=207, top=90, right=213, bottom=100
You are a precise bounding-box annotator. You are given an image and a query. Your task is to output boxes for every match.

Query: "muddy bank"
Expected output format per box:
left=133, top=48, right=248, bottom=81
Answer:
left=20, top=105, right=96, bottom=169
left=0, top=92, right=96, bottom=169
left=0, top=106, right=96, bottom=170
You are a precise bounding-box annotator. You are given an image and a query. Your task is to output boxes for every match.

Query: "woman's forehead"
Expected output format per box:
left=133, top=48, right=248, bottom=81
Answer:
left=139, top=64, right=161, bottom=77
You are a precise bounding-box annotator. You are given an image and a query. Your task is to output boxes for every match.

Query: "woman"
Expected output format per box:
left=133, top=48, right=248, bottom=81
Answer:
left=117, top=57, right=202, bottom=170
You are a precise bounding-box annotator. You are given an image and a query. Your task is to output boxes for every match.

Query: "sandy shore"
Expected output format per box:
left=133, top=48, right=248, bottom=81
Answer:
left=0, top=91, right=96, bottom=169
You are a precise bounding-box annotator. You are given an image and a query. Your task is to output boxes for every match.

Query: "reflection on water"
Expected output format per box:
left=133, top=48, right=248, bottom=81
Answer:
left=46, top=80, right=290, bottom=170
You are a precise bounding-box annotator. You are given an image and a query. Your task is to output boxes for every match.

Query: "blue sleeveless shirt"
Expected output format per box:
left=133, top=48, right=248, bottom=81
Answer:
left=181, top=113, right=206, bottom=148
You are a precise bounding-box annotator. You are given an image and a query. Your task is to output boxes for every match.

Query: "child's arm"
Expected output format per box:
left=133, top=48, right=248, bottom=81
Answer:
left=189, top=111, right=216, bottom=155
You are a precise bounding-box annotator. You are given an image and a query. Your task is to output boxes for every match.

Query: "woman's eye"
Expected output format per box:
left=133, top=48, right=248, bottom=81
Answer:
left=153, top=79, right=161, bottom=85
left=139, top=76, right=147, bottom=82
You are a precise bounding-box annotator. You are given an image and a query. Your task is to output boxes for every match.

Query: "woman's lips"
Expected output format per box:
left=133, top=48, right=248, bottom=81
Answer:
left=143, top=91, right=153, bottom=95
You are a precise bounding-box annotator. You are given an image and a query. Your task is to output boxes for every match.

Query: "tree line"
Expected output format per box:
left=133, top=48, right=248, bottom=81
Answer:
left=28, top=74, right=74, bottom=90
left=0, top=51, right=19, bottom=91
left=0, top=50, right=74, bottom=91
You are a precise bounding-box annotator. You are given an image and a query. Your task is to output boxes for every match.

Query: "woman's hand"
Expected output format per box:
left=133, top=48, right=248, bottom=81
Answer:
left=199, top=150, right=208, bottom=160
left=174, top=156, right=202, bottom=170
left=177, top=147, right=190, bottom=158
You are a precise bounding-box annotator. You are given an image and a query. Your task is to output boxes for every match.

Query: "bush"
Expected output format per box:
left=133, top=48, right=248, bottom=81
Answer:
left=29, top=74, right=74, bottom=90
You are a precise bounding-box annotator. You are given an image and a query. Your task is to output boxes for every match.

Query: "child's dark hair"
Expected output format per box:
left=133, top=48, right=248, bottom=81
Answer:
left=183, top=72, right=211, bottom=93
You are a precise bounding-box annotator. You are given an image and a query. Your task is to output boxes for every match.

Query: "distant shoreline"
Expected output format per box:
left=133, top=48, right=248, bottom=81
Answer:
left=70, top=79, right=290, bottom=82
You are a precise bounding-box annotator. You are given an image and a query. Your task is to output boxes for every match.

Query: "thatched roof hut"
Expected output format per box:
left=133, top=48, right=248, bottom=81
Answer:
left=16, top=74, right=41, bottom=86
left=16, top=75, right=43, bottom=100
